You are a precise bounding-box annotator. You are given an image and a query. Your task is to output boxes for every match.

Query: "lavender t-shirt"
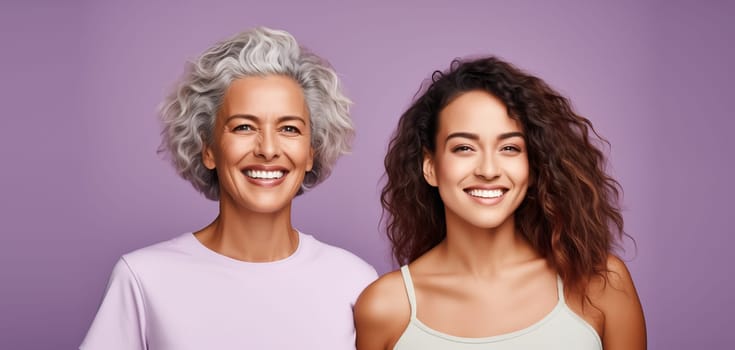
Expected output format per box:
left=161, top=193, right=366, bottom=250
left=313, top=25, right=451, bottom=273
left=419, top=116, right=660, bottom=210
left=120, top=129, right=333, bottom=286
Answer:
left=80, top=232, right=377, bottom=350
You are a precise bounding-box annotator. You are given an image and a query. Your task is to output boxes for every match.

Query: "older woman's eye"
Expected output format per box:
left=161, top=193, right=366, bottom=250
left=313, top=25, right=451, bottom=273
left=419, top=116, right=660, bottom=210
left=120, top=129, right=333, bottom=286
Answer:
left=280, top=125, right=301, bottom=134
left=232, top=124, right=254, bottom=132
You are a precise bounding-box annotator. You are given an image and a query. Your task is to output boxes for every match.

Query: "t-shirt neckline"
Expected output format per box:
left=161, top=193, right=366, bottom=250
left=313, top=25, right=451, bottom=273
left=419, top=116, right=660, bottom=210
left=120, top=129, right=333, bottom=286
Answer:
left=184, top=231, right=307, bottom=267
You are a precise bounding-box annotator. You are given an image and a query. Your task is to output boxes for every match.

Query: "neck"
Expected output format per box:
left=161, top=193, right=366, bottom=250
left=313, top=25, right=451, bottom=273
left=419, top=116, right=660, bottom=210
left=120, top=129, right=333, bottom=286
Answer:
left=438, top=211, right=537, bottom=277
left=195, top=197, right=298, bottom=262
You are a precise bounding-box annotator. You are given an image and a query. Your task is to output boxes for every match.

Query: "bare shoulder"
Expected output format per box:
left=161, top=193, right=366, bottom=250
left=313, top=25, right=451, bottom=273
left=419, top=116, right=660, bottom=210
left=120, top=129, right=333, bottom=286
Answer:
left=588, top=255, right=638, bottom=300
left=589, top=255, right=647, bottom=350
left=355, top=270, right=408, bottom=318
left=354, top=270, right=410, bottom=350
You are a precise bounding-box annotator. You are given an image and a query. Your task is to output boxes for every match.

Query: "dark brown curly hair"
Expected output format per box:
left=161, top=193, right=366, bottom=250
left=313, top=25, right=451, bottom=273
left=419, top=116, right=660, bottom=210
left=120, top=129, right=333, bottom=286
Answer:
left=381, top=56, right=626, bottom=296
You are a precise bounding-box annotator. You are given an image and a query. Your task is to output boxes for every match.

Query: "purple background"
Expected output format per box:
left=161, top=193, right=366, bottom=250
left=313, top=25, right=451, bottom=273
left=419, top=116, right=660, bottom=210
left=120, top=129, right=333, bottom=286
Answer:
left=1, top=0, right=732, bottom=348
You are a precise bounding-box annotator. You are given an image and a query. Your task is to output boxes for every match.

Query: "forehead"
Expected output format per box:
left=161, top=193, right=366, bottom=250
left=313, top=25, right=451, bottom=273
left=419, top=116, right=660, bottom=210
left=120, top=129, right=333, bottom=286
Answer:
left=438, top=90, right=522, bottom=135
left=219, top=75, right=308, bottom=119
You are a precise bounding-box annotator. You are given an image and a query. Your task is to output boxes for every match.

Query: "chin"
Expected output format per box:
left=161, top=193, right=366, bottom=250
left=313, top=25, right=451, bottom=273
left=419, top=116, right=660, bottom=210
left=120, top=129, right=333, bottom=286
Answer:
left=465, top=215, right=515, bottom=231
left=243, top=201, right=291, bottom=214
left=224, top=192, right=296, bottom=214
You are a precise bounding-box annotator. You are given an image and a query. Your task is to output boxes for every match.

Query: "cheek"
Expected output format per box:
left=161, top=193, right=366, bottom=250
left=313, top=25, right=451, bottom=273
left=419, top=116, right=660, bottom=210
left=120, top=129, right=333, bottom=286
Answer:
left=217, top=137, right=253, bottom=163
left=512, top=159, right=530, bottom=186
left=283, top=139, right=313, bottom=162
left=437, top=156, right=471, bottom=181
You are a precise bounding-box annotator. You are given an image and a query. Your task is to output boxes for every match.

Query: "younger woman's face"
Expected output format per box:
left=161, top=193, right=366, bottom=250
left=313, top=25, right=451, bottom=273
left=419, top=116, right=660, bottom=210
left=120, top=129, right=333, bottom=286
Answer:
left=423, top=90, right=529, bottom=231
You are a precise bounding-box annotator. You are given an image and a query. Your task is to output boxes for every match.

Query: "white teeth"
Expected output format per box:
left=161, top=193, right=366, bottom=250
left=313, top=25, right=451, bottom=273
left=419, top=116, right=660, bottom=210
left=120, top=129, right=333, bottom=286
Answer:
left=467, top=189, right=504, bottom=199
left=245, top=170, right=284, bottom=179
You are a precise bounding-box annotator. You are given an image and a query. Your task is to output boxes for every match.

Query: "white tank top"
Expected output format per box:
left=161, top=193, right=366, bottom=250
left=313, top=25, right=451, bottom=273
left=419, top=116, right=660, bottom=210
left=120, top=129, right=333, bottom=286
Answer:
left=393, top=265, right=602, bottom=349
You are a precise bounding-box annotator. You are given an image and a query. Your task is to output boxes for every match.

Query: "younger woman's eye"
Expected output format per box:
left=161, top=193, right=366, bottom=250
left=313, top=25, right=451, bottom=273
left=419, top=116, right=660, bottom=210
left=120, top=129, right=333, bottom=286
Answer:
left=501, top=145, right=521, bottom=153
left=452, top=145, right=473, bottom=153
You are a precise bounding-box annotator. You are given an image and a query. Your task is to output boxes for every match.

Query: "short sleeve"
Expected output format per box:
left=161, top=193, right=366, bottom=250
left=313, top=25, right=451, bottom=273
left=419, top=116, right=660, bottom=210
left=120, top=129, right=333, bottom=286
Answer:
left=360, top=265, right=379, bottom=292
left=80, top=258, right=147, bottom=350
left=350, top=261, right=379, bottom=307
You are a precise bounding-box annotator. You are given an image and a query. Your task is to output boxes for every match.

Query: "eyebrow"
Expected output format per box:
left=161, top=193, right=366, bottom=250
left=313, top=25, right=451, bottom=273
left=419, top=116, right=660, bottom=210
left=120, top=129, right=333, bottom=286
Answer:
left=445, top=131, right=525, bottom=142
left=224, top=114, right=307, bottom=125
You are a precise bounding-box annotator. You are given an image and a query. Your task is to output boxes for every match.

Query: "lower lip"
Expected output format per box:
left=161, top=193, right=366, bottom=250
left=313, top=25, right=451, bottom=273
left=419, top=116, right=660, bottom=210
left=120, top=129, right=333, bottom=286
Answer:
left=244, top=172, right=288, bottom=187
left=466, top=191, right=505, bottom=205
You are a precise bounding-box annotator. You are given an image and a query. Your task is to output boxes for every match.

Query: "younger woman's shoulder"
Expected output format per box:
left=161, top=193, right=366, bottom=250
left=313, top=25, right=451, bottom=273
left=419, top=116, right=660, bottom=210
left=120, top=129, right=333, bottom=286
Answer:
left=588, top=255, right=647, bottom=349
left=356, top=270, right=408, bottom=319
left=354, top=269, right=411, bottom=350
left=589, top=255, right=638, bottom=299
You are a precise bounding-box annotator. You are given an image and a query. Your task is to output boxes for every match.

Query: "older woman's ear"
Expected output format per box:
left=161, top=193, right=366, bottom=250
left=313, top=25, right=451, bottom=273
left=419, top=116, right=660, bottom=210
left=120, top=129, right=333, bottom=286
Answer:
left=306, top=147, right=314, bottom=173
left=202, top=144, right=216, bottom=170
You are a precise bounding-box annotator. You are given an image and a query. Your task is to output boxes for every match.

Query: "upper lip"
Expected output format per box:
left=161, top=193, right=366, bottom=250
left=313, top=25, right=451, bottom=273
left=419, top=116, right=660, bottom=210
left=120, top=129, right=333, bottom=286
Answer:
left=463, top=185, right=507, bottom=192
left=241, top=165, right=289, bottom=172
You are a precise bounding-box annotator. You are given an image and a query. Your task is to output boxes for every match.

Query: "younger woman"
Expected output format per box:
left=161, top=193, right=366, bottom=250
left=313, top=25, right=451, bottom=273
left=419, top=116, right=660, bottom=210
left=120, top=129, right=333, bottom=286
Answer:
left=355, top=57, right=645, bottom=349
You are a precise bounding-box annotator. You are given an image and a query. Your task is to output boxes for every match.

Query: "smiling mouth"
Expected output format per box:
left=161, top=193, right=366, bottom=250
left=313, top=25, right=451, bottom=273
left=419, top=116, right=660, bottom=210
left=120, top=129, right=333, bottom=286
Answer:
left=244, top=170, right=286, bottom=180
left=466, top=189, right=505, bottom=199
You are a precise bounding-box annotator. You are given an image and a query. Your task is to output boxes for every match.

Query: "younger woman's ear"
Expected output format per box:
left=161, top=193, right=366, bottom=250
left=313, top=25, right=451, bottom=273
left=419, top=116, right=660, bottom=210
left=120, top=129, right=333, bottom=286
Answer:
left=422, top=150, right=438, bottom=187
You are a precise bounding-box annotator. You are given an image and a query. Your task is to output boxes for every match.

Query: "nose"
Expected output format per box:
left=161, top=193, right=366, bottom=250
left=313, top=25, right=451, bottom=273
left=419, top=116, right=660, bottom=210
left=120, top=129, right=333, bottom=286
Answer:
left=254, top=129, right=281, bottom=161
left=474, top=151, right=500, bottom=180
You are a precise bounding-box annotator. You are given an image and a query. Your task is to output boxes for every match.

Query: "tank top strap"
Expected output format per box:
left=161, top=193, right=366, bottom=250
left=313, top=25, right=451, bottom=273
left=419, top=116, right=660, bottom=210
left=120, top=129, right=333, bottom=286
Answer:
left=399, top=265, right=418, bottom=320
left=556, top=274, right=566, bottom=303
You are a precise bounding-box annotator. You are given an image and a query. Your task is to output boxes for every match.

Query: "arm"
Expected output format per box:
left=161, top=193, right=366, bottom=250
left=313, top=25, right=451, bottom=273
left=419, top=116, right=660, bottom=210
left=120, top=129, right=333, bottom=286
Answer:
left=596, top=255, right=647, bottom=350
left=354, top=271, right=410, bottom=350
left=80, top=258, right=147, bottom=350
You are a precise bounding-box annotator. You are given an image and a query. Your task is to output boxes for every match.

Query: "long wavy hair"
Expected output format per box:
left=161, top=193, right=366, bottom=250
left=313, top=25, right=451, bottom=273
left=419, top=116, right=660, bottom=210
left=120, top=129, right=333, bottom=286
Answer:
left=381, top=56, right=626, bottom=296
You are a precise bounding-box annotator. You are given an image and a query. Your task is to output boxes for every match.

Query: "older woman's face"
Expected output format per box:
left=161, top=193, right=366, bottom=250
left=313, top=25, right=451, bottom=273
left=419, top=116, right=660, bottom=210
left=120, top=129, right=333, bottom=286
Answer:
left=203, top=75, right=313, bottom=214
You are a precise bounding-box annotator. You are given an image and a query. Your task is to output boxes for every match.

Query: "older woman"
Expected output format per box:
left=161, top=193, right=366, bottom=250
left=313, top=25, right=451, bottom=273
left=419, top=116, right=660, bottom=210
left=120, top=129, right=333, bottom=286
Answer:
left=81, top=27, right=376, bottom=350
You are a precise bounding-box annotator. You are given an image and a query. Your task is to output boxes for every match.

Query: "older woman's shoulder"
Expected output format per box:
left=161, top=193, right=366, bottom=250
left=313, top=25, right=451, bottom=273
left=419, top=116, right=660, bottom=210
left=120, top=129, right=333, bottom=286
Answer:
left=299, top=232, right=378, bottom=290
left=301, top=232, right=375, bottom=270
left=121, top=232, right=198, bottom=264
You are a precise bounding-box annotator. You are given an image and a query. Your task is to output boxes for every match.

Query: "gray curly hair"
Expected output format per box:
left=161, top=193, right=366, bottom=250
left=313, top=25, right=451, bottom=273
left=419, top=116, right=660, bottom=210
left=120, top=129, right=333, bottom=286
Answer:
left=159, top=27, right=354, bottom=200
